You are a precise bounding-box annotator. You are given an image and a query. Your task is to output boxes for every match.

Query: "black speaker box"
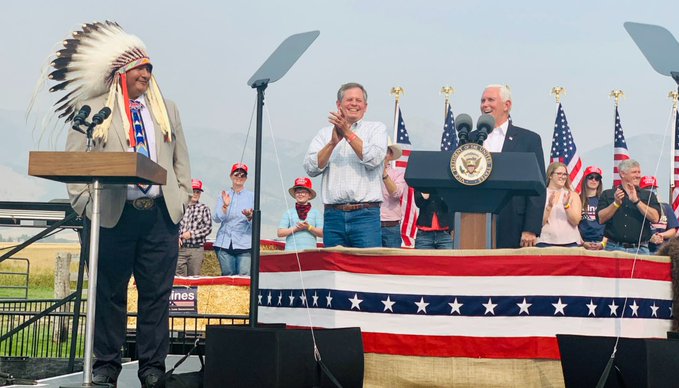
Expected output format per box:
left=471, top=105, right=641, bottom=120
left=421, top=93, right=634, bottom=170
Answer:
left=204, top=325, right=364, bottom=388
left=557, top=334, right=679, bottom=387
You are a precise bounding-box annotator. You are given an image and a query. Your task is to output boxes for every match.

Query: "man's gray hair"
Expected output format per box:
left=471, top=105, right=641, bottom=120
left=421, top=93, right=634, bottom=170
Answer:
left=485, top=84, right=512, bottom=102
left=337, top=82, right=368, bottom=102
left=618, top=159, right=640, bottom=173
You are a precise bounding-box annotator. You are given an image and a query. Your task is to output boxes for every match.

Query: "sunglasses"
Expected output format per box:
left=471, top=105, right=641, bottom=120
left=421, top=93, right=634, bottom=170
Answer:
left=586, top=175, right=601, bottom=182
left=232, top=172, right=247, bottom=178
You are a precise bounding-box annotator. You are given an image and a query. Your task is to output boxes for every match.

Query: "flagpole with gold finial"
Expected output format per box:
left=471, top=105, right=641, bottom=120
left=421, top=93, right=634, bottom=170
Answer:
left=391, top=86, right=404, bottom=142
left=551, top=87, right=566, bottom=122
left=610, top=89, right=624, bottom=107
left=441, top=86, right=455, bottom=120
left=669, top=90, right=679, bottom=200
left=610, top=90, right=624, bottom=188
left=551, top=86, right=566, bottom=104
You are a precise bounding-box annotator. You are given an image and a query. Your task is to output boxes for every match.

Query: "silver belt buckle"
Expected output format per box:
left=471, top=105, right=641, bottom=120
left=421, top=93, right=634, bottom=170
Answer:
left=132, top=197, right=155, bottom=210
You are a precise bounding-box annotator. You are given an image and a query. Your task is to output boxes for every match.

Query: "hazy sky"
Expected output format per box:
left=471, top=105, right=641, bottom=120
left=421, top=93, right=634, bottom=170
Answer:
left=3, top=2, right=678, bottom=145
left=2, top=1, right=679, bottom=234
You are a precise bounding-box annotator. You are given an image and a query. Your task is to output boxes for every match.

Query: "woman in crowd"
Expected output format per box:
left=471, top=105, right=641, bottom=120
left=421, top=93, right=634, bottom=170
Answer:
left=414, top=190, right=454, bottom=249
left=579, top=166, right=606, bottom=250
left=640, top=176, right=679, bottom=254
left=213, top=163, right=254, bottom=276
left=536, top=162, right=582, bottom=247
left=277, top=177, right=323, bottom=251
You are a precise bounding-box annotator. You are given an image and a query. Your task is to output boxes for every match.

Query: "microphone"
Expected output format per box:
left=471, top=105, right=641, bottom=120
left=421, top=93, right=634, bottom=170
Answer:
left=454, top=113, right=473, bottom=145
left=72, top=105, right=91, bottom=128
left=91, top=107, right=112, bottom=125
left=475, top=114, right=496, bottom=144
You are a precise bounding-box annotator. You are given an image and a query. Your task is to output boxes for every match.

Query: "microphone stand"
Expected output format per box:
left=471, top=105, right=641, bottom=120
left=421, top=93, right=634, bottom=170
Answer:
left=63, top=118, right=106, bottom=388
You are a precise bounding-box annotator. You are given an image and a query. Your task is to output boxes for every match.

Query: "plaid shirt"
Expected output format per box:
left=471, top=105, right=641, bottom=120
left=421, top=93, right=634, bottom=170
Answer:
left=179, top=202, right=212, bottom=247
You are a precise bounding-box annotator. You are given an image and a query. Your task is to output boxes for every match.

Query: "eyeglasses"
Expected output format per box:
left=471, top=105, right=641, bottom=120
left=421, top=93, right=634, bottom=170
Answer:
left=552, top=172, right=568, bottom=177
left=586, top=175, right=601, bottom=182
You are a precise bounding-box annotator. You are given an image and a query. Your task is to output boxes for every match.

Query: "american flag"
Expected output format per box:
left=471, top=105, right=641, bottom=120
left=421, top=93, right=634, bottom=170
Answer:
left=613, top=106, right=631, bottom=188
left=258, top=250, right=672, bottom=359
left=550, top=103, right=583, bottom=192
left=440, top=103, right=458, bottom=151
left=672, top=108, right=679, bottom=218
left=394, top=107, right=418, bottom=247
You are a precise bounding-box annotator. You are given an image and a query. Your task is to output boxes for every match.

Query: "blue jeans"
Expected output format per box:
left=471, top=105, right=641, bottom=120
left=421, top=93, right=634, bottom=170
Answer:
left=324, top=207, right=381, bottom=248
left=415, top=230, right=453, bottom=249
left=216, top=248, right=251, bottom=275
left=605, top=241, right=650, bottom=255
left=381, top=225, right=402, bottom=248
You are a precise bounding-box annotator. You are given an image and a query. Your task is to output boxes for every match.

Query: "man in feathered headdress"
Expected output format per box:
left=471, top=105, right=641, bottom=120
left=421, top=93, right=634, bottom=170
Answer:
left=40, top=21, right=192, bottom=387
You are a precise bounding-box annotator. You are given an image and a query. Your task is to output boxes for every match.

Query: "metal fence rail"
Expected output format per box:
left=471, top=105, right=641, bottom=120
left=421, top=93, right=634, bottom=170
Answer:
left=0, top=299, right=248, bottom=360
left=0, top=257, right=30, bottom=300
left=0, top=299, right=84, bottom=358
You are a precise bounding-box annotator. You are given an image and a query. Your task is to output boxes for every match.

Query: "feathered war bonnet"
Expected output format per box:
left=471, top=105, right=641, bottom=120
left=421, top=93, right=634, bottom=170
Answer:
left=44, top=21, right=172, bottom=145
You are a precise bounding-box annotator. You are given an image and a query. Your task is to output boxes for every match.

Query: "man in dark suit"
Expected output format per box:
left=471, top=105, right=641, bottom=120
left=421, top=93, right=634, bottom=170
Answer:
left=476, top=84, right=546, bottom=248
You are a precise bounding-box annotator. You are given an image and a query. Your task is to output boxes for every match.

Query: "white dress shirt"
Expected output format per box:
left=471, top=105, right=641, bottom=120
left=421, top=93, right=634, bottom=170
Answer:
left=483, top=120, right=509, bottom=153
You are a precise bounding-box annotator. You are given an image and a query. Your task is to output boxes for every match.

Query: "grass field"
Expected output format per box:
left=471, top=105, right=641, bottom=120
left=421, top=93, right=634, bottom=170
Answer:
left=0, top=242, right=81, bottom=299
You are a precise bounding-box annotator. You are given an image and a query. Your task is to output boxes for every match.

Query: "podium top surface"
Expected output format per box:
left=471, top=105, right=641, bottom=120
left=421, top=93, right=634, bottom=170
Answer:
left=405, top=151, right=544, bottom=195
left=28, top=151, right=167, bottom=185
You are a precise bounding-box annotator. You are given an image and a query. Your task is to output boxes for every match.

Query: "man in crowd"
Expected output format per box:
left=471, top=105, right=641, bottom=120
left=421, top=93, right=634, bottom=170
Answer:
left=55, top=22, right=191, bottom=387
left=176, top=179, right=212, bottom=276
left=472, top=84, right=546, bottom=248
left=597, top=160, right=660, bottom=254
left=303, top=82, right=387, bottom=248
left=381, top=142, right=406, bottom=248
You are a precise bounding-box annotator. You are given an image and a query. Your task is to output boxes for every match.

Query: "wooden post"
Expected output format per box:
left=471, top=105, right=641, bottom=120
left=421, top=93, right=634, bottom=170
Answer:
left=53, top=252, right=71, bottom=343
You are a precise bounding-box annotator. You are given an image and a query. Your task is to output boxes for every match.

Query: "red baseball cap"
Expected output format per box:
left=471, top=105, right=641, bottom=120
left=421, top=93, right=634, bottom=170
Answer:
left=583, top=166, right=603, bottom=177
left=640, top=176, right=658, bottom=189
left=191, top=179, right=204, bottom=192
left=288, top=177, right=316, bottom=200
left=230, top=163, right=248, bottom=175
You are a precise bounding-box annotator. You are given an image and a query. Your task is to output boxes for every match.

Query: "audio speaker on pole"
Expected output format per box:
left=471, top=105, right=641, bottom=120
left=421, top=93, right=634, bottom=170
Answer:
left=557, top=334, right=679, bottom=387
left=204, top=325, right=363, bottom=388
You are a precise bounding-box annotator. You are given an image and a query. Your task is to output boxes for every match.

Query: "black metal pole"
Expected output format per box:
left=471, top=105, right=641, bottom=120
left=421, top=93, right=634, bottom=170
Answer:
left=249, top=82, right=267, bottom=327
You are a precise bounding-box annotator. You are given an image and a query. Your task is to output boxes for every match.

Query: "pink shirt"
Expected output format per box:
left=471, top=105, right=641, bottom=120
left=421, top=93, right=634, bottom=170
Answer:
left=537, top=188, right=582, bottom=245
left=381, top=165, right=406, bottom=221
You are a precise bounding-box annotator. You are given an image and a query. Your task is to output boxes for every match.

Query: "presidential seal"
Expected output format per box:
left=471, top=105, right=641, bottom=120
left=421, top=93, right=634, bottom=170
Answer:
left=450, top=143, right=493, bottom=185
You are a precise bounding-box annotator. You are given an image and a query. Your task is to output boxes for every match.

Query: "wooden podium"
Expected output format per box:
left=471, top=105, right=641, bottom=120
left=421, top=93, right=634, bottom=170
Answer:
left=28, top=151, right=166, bottom=387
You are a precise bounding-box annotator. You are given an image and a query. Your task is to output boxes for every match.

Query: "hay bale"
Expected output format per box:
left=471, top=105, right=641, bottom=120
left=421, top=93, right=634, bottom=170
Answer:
left=127, top=277, right=250, bottom=330
left=201, top=250, right=221, bottom=276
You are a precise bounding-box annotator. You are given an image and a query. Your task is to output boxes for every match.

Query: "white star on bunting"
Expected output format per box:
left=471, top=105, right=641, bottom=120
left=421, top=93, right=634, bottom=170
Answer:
left=483, top=298, right=497, bottom=315
left=349, top=293, right=363, bottom=310
left=326, top=292, right=333, bottom=308
left=382, top=296, right=396, bottom=312
left=415, top=297, right=429, bottom=314
left=312, top=291, right=319, bottom=307
left=517, top=298, right=532, bottom=315
left=608, top=300, right=619, bottom=316
left=448, top=298, right=463, bottom=315
left=552, top=298, right=567, bottom=315
left=629, top=301, right=639, bottom=317
left=651, top=303, right=659, bottom=317
left=586, top=299, right=597, bottom=316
